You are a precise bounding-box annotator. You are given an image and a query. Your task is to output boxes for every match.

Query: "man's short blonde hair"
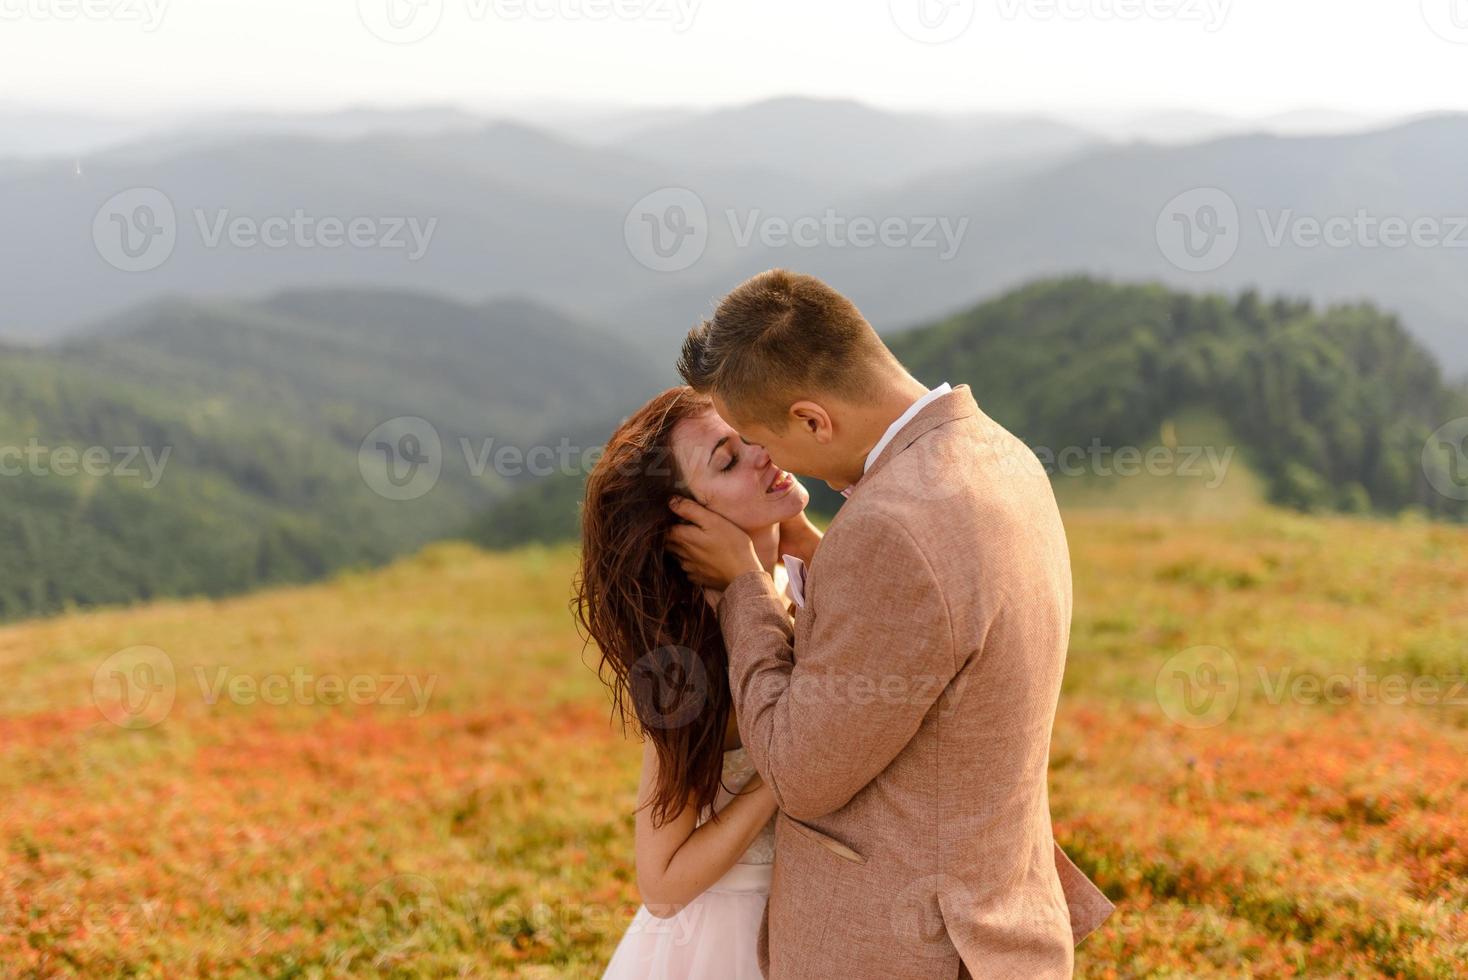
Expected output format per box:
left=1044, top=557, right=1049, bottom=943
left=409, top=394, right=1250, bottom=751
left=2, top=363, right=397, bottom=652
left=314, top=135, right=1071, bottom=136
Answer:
left=677, top=269, right=896, bottom=428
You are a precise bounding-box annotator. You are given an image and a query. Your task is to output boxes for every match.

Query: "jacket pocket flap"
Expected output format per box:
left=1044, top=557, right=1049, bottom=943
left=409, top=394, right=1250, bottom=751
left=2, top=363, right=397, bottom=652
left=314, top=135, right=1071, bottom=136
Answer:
left=785, top=815, right=866, bottom=864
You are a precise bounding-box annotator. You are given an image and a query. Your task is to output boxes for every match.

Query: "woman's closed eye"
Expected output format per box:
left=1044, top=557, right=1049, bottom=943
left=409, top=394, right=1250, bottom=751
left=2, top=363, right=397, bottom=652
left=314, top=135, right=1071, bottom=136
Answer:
left=720, top=453, right=738, bottom=473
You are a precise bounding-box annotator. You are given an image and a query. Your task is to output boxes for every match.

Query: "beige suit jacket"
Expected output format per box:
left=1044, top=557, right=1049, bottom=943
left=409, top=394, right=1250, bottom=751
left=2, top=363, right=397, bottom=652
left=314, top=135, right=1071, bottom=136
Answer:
left=717, top=385, right=1114, bottom=978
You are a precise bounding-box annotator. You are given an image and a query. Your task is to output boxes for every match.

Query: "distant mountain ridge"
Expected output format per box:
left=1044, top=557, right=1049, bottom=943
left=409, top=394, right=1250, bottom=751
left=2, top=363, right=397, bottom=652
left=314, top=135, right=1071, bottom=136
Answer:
left=656, top=112, right=1468, bottom=373
left=5, top=101, right=1468, bottom=372
left=609, top=95, right=1098, bottom=191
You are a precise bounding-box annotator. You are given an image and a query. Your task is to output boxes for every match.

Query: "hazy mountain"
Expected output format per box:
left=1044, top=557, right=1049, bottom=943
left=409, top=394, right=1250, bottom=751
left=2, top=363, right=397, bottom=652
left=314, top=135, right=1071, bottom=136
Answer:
left=1255, top=108, right=1387, bottom=137
left=612, top=96, right=1098, bottom=191
left=6, top=102, right=1467, bottom=371
left=0, top=288, right=661, bottom=619
left=651, top=114, right=1468, bottom=373
left=0, top=120, right=834, bottom=343
left=98, top=104, right=493, bottom=165
left=0, top=104, right=493, bottom=163
left=509, top=101, right=702, bottom=145
left=1055, top=107, right=1389, bottom=145
left=0, top=106, right=155, bottom=160
left=4, top=101, right=708, bottom=165
left=6, top=99, right=1402, bottom=165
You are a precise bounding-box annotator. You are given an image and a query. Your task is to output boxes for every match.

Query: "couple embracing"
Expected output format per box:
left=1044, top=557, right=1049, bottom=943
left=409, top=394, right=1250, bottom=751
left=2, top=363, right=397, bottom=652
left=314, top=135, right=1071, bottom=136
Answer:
left=576, top=270, right=1113, bottom=979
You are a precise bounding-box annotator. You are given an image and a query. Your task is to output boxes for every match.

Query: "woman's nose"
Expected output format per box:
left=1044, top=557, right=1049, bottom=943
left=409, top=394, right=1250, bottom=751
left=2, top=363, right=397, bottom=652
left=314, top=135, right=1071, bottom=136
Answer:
left=748, top=445, right=771, bottom=469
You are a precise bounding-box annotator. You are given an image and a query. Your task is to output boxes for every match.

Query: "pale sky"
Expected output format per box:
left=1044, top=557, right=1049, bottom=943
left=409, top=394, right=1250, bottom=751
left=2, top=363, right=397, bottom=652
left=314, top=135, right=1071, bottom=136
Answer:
left=4, top=0, right=1468, bottom=118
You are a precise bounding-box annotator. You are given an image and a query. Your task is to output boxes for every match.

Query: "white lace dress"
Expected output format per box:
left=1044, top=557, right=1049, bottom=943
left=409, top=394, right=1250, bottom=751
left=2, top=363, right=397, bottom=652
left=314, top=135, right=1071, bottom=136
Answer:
left=601, top=745, right=776, bottom=979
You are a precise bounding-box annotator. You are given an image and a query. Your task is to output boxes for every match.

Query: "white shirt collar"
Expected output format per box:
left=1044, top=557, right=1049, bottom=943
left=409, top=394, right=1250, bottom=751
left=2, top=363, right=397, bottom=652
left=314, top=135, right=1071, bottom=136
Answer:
left=863, top=382, right=952, bottom=474
left=840, top=382, right=952, bottom=498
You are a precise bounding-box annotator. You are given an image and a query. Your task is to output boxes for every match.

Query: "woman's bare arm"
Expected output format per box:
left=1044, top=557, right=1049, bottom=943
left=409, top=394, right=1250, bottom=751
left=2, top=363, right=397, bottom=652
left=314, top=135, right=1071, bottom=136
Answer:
left=634, top=739, right=778, bottom=918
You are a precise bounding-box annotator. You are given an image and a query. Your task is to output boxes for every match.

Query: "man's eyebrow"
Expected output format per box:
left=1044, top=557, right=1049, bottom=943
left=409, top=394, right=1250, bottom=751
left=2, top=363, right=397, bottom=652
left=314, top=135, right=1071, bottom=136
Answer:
left=707, top=435, right=730, bottom=465
left=739, top=436, right=760, bottom=447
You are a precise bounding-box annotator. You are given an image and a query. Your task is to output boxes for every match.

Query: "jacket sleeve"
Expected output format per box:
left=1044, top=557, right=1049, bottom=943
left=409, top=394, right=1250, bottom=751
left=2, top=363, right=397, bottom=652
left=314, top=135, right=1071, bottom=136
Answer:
left=717, top=511, right=962, bottom=820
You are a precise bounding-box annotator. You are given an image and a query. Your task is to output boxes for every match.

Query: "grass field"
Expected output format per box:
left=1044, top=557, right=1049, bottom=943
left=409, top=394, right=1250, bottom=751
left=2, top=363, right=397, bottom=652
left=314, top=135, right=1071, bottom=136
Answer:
left=2, top=508, right=1466, bottom=977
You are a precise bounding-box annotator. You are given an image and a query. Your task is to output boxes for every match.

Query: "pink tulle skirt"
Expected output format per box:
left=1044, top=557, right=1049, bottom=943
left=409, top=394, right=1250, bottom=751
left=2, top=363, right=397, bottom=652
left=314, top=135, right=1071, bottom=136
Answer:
left=602, top=862, right=771, bottom=979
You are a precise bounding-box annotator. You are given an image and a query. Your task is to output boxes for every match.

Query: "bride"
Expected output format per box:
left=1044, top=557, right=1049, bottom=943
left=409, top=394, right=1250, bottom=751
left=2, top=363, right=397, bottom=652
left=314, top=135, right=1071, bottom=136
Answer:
left=574, top=386, right=815, bottom=979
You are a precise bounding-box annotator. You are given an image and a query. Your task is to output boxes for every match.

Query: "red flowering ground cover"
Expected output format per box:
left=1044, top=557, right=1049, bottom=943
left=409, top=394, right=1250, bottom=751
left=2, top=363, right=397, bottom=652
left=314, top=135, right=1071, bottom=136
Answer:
left=1, top=511, right=1464, bottom=976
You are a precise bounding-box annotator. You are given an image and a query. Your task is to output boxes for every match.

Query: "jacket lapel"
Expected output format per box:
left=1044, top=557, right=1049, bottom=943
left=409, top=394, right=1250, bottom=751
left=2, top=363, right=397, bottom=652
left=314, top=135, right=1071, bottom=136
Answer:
left=859, top=384, right=979, bottom=486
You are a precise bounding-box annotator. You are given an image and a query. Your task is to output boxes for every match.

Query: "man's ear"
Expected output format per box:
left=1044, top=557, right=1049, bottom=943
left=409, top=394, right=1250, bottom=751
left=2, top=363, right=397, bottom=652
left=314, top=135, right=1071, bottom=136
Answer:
left=788, top=401, right=834, bottom=444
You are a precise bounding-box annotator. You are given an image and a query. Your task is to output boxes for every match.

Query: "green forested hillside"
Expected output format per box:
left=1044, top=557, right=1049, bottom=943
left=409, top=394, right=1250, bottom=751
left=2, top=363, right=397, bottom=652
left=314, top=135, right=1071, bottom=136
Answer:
left=471, top=278, right=1468, bottom=549
left=0, top=290, right=660, bottom=619
left=888, top=277, right=1468, bottom=519
left=7, top=277, right=1462, bottom=617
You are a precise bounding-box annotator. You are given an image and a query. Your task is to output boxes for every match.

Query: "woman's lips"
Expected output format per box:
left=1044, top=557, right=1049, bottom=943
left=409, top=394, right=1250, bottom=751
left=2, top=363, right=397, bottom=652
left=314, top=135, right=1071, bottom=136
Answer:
left=766, top=471, right=795, bottom=496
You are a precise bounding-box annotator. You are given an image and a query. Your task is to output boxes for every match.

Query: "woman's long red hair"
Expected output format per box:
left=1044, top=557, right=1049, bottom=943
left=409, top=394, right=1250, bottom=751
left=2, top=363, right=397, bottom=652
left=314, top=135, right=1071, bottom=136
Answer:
left=574, top=387, right=732, bottom=827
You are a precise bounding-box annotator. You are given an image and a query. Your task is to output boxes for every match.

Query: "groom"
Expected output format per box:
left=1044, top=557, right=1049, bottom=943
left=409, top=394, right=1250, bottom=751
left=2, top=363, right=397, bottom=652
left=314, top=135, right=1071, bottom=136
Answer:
left=667, top=270, right=1113, bottom=978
